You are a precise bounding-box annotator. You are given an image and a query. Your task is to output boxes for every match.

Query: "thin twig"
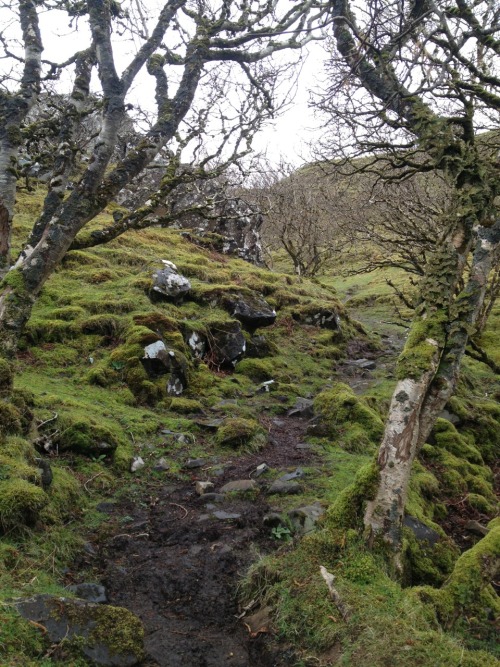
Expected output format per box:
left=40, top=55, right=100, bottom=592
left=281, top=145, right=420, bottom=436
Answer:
left=319, top=565, right=351, bottom=621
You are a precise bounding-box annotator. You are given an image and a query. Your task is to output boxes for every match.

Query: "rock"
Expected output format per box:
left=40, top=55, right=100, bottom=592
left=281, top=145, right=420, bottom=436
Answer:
left=184, top=458, right=206, bottom=469
left=292, top=307, right=341, bottom=330
left=278, top=468, right=305, bottom=482
left=35, top=457, right=53, bottom=489
left=207, top=321, right=246, bottom=367
left=263, top=513, right=285, bottom=528
left=268, top=480, right=301, bottom=495
left=220, top=479, right=257, bottom=493
left=196, top=493, right=226, bottom=504
left=403, top=516, right=441, bottom=546
left=287, top=397, right=314, bottom=418
left=288, top=503, right=325, bottom=535
left=185, top=330, right=207, bottom=358
left=256, top=380, right=276, bottom=394
left=130, top=457, right=145, bottom=473
left=464, top=520, right=489, bottom=537
left=253, top=463, right=269, bottom=478
left=348, top=358, right=376, bottom=370
left=295, top=443, right=312, bottom=451
left=67, top=583, right=107, bottom=604
left=246, top=335, right=275, bottom=358
left=439, top=409, right=461, bottom=425
left=243, top=606, right=272, bottom=635
left=141, top=342, right=188, bottom=395
left=212, top=510, right=242, bottom=521
left=153, top=457, right=170, bottom=471
left=150, top=261, right=191, bottom=301
left=14, top=595, right=144, bottom=666
left=224, top=293, right=276, bottom=332
left=195, top=481, right=214, bottom=495
left=194, top=418, right=225, bottom=431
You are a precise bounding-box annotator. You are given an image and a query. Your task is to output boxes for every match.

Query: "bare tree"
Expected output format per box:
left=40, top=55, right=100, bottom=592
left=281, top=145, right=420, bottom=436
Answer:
left=243, top=159, right=350, bottom=276
left=318, top=0, right=500, bottom=558
left=0, top=0, right=331, bottom=358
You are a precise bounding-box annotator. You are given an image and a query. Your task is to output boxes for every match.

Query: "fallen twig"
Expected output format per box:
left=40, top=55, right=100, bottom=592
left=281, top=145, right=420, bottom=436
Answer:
left=320, top=565, right=350, bottom=621
left=168, top=502, right=188, bottom=519
left=83, top=471, right=104, bottom=492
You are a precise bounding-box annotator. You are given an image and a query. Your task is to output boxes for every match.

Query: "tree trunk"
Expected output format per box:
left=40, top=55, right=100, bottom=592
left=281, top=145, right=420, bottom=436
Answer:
left=364, top=213, right=500, bottom=553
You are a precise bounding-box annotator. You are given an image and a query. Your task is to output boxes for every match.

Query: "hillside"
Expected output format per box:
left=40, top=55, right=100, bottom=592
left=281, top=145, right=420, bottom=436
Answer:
left=0, top=186, right=499, bottom=666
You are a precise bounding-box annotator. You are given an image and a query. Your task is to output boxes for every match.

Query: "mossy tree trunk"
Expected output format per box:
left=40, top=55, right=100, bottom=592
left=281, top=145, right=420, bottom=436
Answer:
left=326, top=0, right=500, bottom=555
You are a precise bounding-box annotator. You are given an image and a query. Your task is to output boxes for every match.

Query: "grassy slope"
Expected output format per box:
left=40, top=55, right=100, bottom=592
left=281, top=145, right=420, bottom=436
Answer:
left=1, top=186, right=499, bottom=666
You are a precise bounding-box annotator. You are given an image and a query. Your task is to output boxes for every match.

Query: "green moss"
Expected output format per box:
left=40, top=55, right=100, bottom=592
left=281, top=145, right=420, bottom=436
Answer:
left=432, top=418, right=483, bottom=464
left=466, top=493, right=496, bottom=514
left=125, top=325, right=161, bottom=346
left=50, top=305, right=86, bottom=321
left=25, top=318, right=78, bottom=344
left=80, top=314, right=125, bottom=336
left=56, top=414, right=120, bottom=456
left=416, top=527, right=500, bottom=631
left=0, top=358, right=13, bottom=393
left=168, top=397, right=203, bottom=414
left=0, top=479, right=48, bottom=532
left=235, top=358, right=274, bottom=382
left=403, top=530, right=459, bottom=586
left=313, top=383, right=384, bottom=452
left=215, top=418, right=266, bottom=450
left=40, top=467, right=82, bottom=523
left=397, top=313, right=447, bottom=380
left=324, top=460, right=379, bottom=530
left=0, top=400, right=22, bottom=435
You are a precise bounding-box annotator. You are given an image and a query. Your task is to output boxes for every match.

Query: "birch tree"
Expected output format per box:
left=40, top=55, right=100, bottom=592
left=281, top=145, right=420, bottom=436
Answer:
left=319, top=0, right=500, bottom=555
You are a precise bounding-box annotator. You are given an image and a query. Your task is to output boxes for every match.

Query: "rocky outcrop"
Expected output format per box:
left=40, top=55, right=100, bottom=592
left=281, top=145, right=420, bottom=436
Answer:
left=141, top=341, right=188, bottom=395
left=116, top=169, right=264, bottom=265
left=15, top=594, right=144, bottom=666
left=150, top=261, right=191, bottom=302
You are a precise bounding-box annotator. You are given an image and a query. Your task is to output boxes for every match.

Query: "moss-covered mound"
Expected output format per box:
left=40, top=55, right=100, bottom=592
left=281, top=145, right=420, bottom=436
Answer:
left=313, top=383, right=384, bottom=452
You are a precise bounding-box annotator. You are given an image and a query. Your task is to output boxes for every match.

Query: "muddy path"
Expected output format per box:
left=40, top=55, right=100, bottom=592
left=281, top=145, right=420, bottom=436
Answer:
left=87, top=416, right=315, bottom=667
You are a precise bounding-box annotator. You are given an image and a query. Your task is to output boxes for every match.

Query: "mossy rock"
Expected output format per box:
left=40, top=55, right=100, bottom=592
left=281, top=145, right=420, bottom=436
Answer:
left=25, top=319, right=78, bottom=344
left=313, top=383, right=384, bottom=452
left=0, top=400, right=22, bottom=436
left=168, top=397, right=203, bottom=414
left=133, top=311, right=179, bottom=333
left=403, top=530, right=459, bottom=586
left=0, top=478, right=48, bottom=532
left=235, top=358, right=274, bottom=382
left=56, top=415, right=120, bottom=456
left=15, top=595, right=145, bottom=665
left=0, top=358, right=13, bottom=393
left=215, top=418, right=266, bottom=450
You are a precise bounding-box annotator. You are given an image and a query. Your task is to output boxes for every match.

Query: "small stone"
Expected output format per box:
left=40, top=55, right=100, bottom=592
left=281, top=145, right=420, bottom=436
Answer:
left=279, top=468, right=304, bottom=482
left=196, top=493, right=225, bottom=504
left=130, top=456, right=145, bottom=473
left=184, top=458, right=205, bottom=469
left=213, top=510, right=242, bottom=520
left=295, top=443, right=312, bottom=451
left=220, top=479, right=257, bottom=493
left=196, top=481, right=215, bottom=495
left=287, top=398, right=314, bottom=418
left=154, top=457, right=170, bottom=471
left=272, top=419, right=286, bottom=427
left=256, top=380, right=276, bottom=394
left=288, top=503, right=325, bottom=535
left=268, top=480, right=301, bottom=495
left=66, top=583, right=107, bottom=604
left=253, top=463, right=269, bottom=478
left=263, top=513, right=284, bottom=528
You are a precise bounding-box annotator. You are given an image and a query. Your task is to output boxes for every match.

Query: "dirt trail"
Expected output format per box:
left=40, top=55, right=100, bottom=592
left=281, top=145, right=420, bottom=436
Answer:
left=91, top=416, right=314, bottom=667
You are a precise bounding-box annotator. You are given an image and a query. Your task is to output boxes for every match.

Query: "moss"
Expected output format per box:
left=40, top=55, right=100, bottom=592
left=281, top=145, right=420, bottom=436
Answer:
left=80, top=314, right=125, bottom=336
left=168, top=397, right=203, bottom=414
left=25, top=318, right=77, bottom=344
left=235, top=358, right=274, bottom=382
left=0, top=358, right=13, bottom=393
left=215, top=418, right=266, bottom=450
left=50, top=305, right=86, bottom=321
left=466, top=493, right=496, bottom=514
left=416, top=527, right=500, bottom=630
left=125, top=324, right=161, bottom=346
left=397, top=312, right=447, bottom=380
left=56, top=414, right=120, bottom=456
left=133, top=311, right=179, bottom=333
left=0, top=478, right=48, bottom=532
left=324, top=460, right=379, bottom=530
left=403, top=530, right=459, bottom=586
left=432, top=418, right=483, bottom=464
left=313, top=383, right=384, bottom=452
left=86, top=363, right=119, bottom=387
left=40, top=466, right=82, bottom=523
left=0, top=400, right=22, bottom=435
